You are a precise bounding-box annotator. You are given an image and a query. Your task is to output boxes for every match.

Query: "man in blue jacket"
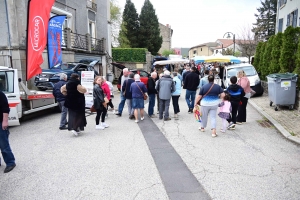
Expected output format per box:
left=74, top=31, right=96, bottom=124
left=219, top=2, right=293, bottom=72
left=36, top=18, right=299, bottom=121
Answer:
left=53, top=73, right=68, bottom=130
left=0, top=90, right=16, bottom=173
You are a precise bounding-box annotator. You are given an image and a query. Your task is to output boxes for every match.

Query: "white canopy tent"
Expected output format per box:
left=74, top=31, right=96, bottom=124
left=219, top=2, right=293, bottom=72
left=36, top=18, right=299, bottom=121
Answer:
left=153, top=58, right=189, bottom=65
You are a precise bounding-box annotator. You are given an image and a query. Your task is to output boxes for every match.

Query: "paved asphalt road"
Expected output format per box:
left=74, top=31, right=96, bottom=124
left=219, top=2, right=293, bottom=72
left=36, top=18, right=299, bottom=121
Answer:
left=0, top=90, right=300, bottom=200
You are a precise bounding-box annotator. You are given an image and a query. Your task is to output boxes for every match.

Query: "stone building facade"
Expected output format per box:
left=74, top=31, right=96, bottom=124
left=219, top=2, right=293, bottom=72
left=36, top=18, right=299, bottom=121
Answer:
left=158, top=23, right=173, bottom=54
left=0, top=0, right=111, bottom=87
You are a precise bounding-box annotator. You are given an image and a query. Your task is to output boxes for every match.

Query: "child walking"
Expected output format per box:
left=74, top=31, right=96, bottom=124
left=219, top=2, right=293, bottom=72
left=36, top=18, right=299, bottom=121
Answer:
left=218, top=93, right=232, bottom=133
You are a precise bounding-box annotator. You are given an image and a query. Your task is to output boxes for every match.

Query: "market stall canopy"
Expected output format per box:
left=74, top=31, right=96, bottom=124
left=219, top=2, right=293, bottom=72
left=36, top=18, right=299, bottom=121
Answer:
left=153, top=58, right=189, bottom=65
left=193, top=56, right=207, bottom=64
left=205, top=54, right=241, bottom=63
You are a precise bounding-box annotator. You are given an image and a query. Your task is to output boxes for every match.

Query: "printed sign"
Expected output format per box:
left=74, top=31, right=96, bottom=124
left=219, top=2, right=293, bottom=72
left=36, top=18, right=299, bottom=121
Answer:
left=26, top=0, right=55, bottom=80
left=281, top=81, right=291, bottom=87
left=47, top=15, right=66, bottom=68
left=81, top=71, right=94, bottom=108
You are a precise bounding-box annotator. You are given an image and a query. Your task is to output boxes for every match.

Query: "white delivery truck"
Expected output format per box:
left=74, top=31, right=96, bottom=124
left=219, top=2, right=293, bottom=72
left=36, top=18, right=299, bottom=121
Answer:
left=0, top=66, right=58, bottom=126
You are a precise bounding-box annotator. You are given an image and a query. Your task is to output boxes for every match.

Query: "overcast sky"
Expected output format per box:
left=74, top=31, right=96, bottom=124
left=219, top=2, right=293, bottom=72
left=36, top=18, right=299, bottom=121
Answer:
left=116, top=0, right=262, bottom=48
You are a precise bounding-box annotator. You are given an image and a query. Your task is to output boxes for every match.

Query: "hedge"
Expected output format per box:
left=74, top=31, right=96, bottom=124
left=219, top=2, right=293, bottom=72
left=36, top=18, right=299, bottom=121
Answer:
left=112, top=48, right=147, bottom=62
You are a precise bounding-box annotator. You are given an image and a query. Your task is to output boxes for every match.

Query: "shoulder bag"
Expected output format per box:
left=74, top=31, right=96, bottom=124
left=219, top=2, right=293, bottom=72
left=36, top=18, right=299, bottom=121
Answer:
left=136, top=82, right=148, bottom=100
left=197, top=83, right=215, bottom=105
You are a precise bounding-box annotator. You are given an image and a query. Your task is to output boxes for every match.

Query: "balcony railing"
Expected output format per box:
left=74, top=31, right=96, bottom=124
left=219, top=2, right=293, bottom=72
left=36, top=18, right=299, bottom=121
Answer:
left=61, top=29, right=105, bottom=54
left=86, top=0, right=97, bottom=12
left=91, top=37, right=105, bottom=54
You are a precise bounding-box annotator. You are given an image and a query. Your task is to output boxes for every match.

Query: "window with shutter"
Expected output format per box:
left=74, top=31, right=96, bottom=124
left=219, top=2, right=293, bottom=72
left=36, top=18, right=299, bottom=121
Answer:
left=278, top=18, right=283, bottom=32
left=293, top=9, right=298, bottom=27
left=287, top=14, right=290, bottom=26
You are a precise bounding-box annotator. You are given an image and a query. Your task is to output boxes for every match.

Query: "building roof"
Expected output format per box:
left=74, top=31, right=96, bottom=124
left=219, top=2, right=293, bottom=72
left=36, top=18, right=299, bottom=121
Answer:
left=190, top=42, right=218, bottom=49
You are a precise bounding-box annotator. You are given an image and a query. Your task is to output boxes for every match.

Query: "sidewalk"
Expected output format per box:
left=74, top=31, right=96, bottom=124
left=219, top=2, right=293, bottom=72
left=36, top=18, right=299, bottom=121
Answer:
left=249, top=93, right=300, bottom=144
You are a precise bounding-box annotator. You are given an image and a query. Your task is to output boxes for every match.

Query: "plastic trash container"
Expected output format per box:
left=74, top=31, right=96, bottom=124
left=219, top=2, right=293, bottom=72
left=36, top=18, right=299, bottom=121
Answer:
left=106, top=73, right=113, bottom=82
left=266, top=73, right=298, bottom=111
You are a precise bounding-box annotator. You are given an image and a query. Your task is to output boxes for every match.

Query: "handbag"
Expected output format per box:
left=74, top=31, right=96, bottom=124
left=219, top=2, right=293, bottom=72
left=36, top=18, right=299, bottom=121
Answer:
left=197, top=83, right=215, bottom=105
left=135, top=82, right=148, bottom=100
left=90, top=105, right=97, bottom=112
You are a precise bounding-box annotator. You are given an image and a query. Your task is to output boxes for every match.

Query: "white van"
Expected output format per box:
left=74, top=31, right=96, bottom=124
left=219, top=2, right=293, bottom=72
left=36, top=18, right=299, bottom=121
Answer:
left=222, top=63, right=264, bottom=96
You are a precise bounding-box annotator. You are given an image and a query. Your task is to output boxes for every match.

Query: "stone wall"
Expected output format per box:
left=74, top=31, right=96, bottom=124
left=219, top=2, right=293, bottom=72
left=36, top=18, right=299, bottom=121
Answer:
left=261, top=80, right=300, bottom=110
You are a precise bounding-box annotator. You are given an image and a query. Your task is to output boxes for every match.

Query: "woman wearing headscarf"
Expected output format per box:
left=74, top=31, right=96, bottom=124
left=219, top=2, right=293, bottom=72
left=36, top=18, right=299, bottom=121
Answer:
left=61, top=73, right=87, bottom=136
left=236, top=70, right=251, bottom=124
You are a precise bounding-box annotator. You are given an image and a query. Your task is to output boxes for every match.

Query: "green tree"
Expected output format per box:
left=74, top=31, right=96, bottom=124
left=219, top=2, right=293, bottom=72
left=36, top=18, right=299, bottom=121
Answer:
left=223, top=48, right=234, bottom=55
left=253, top=42, right=263, bottom=70
left=138, top=0, right=162, bottom=55
left=118, top=22, right=131, bottom=48
left=161, top=49, right=175, bottom=57
left=270, top=32, right=283, bottom=73
left=120, top=0, right=140, bottom=48
left=294, top=39, right=300, bottom=78
left=279, top=26, right=300, bottom=72
left=252, top=0, right=277, bottom=41
left=262, top=35, right=274, bottom=77
left=259, top=42, right=266, bottom=75
left=110, top=0, right=121, bottom=47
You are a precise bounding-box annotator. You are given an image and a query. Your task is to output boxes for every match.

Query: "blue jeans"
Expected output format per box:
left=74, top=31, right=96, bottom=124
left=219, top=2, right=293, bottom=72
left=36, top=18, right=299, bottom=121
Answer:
left=0, top=128, right=15, bottom=167
left=118, top=92, right=126, bottom=114
left=148, top=94, right=156, bottom=116
left=185, top=90, right=196, bottom=109
left=59, top=101, right=68, bottom=127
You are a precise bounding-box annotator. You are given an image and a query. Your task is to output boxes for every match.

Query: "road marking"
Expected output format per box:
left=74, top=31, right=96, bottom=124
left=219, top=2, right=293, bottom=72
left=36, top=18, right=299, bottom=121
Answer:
left=137, top=115, right=211, bottom=199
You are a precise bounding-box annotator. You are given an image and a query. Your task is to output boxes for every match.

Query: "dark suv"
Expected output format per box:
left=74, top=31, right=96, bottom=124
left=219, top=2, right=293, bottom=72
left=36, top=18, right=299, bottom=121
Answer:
left=34, top=62, right=99, bottom=91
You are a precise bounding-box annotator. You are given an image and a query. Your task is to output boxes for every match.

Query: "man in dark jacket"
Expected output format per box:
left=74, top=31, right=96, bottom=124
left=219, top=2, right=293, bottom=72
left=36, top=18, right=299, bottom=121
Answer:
left=147, top=72, right=157, bottom=118
left=184, top=67, right=200, bottom=113
left=53, top=73, right=68, bottom=130
left=226, top=76, right=245, bottom=130
left=0, top=90, right=16, bottom=173
left=122, top=73, right=135, bottom=119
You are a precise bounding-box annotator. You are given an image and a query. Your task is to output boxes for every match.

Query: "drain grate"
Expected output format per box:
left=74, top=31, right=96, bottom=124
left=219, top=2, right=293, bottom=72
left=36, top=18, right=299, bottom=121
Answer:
left=257, top=119, right=274, bottom=128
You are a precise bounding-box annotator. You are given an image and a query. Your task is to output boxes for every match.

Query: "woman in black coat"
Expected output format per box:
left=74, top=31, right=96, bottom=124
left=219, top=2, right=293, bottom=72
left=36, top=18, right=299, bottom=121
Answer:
left=93, top=76, right=109, bottom=130
left=61, top=73, right=87, bottom=136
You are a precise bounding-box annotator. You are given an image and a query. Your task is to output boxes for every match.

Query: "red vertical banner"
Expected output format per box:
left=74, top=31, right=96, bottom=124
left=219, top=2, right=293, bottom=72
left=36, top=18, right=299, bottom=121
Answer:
left=26, top=0, right=55, bottom=81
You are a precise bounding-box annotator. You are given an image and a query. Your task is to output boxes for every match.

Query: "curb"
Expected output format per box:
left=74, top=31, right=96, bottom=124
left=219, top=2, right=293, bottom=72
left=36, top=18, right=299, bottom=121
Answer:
left=248, top=99, right=300, bottom=145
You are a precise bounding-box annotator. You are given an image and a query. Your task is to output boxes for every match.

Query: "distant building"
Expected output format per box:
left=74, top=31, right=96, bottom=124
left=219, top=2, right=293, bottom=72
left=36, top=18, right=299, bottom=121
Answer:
left=173, top=48, right=189, bottom=58
left=158, top=23, right=173, bottom=54
left=189, top=42, right=218, bottom=58
left=275, top=0, right=299, bottom=33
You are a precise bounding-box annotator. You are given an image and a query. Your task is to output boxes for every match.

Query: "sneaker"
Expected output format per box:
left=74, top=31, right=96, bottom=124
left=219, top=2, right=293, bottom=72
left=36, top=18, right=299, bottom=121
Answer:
left=227, top=122, right=235, bottom=129
left=141, top=117, right=144, bottom=121
left=105, top=114, right=108, bottom=119
left=129, top=115, right=135, bottom=120
left=112, top=110, right=116, bottom=114
left=174, top=114, right=178, bottom=118
left=236, top=122, right=243, bottom=125
left=71, top=130, right=79, bottom=136
left=115, top=113, right=122, bottom=117
left=135, top=120, right=139, bottom=123
left=150, top=114, right=157, bottom=118
left=164, top=117, right=171, bottom=121
left=101, top=123, right=109, bottom=128
left=95, top=125, right=105, bottom=130
left=229, top=125, right=235, bottom=130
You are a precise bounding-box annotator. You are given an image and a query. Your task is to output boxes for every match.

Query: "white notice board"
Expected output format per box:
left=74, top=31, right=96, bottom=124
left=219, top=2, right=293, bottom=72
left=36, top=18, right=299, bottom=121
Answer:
left=81, top=71, right=94, bottom=108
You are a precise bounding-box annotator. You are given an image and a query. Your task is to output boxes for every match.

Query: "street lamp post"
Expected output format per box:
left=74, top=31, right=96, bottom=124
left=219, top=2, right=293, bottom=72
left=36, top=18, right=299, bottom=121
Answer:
left=223, top=32, right=235, bottom=56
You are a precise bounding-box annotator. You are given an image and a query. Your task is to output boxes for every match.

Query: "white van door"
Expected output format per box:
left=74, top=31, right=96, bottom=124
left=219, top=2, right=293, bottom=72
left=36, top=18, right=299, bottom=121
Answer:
left=0, top=68, right=21, bottom=126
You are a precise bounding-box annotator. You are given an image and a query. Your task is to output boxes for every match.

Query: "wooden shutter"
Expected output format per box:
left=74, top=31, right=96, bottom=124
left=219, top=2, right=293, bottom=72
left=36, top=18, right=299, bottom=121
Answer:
left=287, top=14, right=290, bottom=26
left=293, top=9, right=298, bottom=27
left=278, top=18, right=283, bottom=32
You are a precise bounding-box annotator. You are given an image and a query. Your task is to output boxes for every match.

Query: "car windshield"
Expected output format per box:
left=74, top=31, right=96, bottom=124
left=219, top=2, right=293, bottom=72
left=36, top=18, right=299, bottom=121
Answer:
left=53, top=63, right=76, bottom=70
left=227, top=66, right=257, bottom=77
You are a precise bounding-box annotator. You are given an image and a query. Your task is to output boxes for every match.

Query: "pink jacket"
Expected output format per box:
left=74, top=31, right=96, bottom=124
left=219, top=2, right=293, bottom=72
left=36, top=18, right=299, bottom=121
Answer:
left=219, top=100, right=231, bottom=113
left=101, top=82, right=111, bottom=100
left=238, top=77, right=251, bottom=93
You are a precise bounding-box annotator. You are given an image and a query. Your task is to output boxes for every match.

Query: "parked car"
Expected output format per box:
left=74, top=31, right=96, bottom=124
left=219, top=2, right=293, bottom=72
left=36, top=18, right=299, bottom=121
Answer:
left=222, top=63, right=264, bottom=96
left=111, top=63, right=150, bottom=91
left=34, top=62, right=99, bottom=91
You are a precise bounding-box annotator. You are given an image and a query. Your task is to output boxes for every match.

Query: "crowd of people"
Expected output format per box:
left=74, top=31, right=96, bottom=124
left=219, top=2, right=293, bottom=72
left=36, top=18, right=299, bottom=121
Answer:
left=52, top=61, right=251, bottom=138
